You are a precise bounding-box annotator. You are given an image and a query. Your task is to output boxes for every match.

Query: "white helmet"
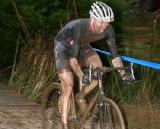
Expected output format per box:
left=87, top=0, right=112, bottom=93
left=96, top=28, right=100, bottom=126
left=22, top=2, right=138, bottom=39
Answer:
left=89, top=1, right=114, bottom=22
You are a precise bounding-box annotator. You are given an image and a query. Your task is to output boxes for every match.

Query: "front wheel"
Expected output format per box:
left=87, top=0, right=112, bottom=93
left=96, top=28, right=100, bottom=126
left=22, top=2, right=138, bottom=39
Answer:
left=41, top=83, right=62, bottom=129
left=91, top=97, right=125, bottom=129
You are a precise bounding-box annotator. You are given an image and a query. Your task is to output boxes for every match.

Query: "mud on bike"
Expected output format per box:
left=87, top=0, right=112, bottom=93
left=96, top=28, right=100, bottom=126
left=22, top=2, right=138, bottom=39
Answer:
left=41, top=63, right=135, bottom=129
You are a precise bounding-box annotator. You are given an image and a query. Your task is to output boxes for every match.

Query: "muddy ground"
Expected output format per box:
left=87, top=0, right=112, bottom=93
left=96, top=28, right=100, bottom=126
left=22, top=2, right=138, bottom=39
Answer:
left=0, top=109, right=42, bottom=129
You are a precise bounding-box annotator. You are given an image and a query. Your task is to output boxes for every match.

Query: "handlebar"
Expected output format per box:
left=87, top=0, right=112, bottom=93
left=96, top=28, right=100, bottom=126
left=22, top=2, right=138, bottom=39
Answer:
left=85, top=63, right=135, bottom=82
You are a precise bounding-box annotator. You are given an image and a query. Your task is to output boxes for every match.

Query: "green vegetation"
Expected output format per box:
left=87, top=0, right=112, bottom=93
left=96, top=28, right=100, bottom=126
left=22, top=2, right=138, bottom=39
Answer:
left=1, top=0, right=160, bottom=128
left=1, top=0, right=159, bottom=103
left=1, top=0, right=133, bottom=98
left=0, top=0, right=134, bottom=70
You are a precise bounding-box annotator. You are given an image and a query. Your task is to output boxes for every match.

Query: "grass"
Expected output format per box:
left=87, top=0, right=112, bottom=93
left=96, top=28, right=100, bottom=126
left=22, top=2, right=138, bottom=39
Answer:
left=117, top=10, right=160, bottom=129
left=122, top=103, right=160, bottom=129
left=7, top=1, right=160, bottom=128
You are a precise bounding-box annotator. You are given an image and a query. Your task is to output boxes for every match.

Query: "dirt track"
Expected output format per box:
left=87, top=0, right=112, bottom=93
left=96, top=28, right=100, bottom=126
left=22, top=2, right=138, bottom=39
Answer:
left=0, top=108, right=93, bottom=129
left=0, top=109, right=42, bottom=129
left=0, top=84, right=92, bottom=129
left=0, top=84, right=42, bottom=129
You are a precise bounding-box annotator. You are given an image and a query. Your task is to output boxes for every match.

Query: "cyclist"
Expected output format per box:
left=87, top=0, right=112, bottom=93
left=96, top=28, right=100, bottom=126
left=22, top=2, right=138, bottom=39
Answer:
left=54, top=1, right=134, bottom=129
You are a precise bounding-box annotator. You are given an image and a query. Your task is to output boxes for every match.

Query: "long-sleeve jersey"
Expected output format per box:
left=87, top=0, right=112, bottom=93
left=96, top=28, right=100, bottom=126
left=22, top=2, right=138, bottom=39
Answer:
left=55, top=18, right=118, bottom=59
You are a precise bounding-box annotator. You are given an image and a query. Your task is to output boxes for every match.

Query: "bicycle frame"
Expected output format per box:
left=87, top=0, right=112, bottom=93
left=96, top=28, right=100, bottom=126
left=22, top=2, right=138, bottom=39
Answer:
left=69, top=63, right=134, bottom=129
left=76, top=92, right=99, bottom=129
left=41, top=63, right=135, bottom=129
left=70, top=67, right=107, bottom=129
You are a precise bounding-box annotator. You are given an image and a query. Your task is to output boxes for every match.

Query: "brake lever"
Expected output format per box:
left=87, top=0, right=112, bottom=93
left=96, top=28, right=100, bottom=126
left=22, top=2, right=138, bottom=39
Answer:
left=88, top=64, right=93, bottom=82
left=130, top=63, right=135, bottom=80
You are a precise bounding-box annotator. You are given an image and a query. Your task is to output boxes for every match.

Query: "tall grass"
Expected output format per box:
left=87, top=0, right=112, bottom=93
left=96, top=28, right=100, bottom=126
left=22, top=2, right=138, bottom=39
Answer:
left=8, top=1, right=160, bottom=127
left=9, top=3, right=59, bottom=102
left=9, top=1, right=79, bottom=102
left=102, top=5, right=160, bottom=104
left=123, top=103, right=160, bottom=129
left=102, top=8, right=160, bottom=128
left=103, top=41, right=160, bottom=104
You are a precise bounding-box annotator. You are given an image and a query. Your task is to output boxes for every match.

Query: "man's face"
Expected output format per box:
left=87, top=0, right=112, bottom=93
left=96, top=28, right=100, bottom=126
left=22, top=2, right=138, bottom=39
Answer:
left=92, top=18, right=109, bottom=34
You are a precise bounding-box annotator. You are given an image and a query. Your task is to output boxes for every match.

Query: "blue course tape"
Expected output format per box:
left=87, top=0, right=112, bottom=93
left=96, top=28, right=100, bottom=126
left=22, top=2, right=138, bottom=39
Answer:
left=94, top=48, right=160, bottom=70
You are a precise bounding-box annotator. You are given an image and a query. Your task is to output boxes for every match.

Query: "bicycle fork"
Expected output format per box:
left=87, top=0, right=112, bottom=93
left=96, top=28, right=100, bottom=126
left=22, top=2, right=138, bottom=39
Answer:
left=97, top=71, right=105, bottom=129
left=97, top=71, right=115, bottom=129
left=98, top=95, right=103, bottom=129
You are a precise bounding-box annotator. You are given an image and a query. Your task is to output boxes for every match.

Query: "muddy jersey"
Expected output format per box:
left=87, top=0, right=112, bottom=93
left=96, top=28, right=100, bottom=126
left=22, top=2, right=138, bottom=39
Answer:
left=54, top=18, right=118, bottom=60
left=54, top=19, right=119, bottom=71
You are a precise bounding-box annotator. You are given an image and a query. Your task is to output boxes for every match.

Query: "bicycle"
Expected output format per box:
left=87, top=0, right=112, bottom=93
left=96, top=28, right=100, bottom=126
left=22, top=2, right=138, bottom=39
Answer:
left=41, top=63, right=135, bottom=129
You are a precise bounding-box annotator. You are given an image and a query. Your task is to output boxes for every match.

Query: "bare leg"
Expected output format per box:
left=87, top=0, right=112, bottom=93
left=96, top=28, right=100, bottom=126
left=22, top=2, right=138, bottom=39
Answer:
left=80, top=54, right=102, bottom=96
left=58, top=71, right=74, bottom=128
left=75, top=54, right=102, bottom=115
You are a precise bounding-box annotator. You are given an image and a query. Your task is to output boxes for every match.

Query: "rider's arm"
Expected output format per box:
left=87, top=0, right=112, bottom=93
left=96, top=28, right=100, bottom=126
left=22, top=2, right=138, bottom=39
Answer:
left=105, top=25, right=125, bottom=77
left=106, top=25, right=134, bottom=83
left=69, top=23, right=84, bottom=79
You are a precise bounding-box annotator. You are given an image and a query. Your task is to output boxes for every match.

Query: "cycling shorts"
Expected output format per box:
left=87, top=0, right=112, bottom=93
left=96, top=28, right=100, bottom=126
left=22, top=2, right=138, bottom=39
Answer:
left=54, top=41, right=97, bottom=71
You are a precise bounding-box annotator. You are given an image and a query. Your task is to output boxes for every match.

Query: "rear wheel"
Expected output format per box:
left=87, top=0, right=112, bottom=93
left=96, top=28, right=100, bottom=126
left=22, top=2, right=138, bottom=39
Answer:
left=91, top=97, right=125, bottom=129
left=41, top=83, right=62, bottom=129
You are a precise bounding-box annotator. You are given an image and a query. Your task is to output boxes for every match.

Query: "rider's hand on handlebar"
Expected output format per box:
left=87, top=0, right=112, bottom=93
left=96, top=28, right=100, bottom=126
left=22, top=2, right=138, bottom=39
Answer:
left=122, top=70, right=134, bottom=84
left=81, top=69, right=91, bottom=87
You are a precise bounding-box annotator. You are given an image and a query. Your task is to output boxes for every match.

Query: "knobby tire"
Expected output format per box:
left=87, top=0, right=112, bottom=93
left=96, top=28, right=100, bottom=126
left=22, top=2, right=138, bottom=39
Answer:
left=91, top=97, right=125, bottom=129
left=41, top=83, right=62, bottom=129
